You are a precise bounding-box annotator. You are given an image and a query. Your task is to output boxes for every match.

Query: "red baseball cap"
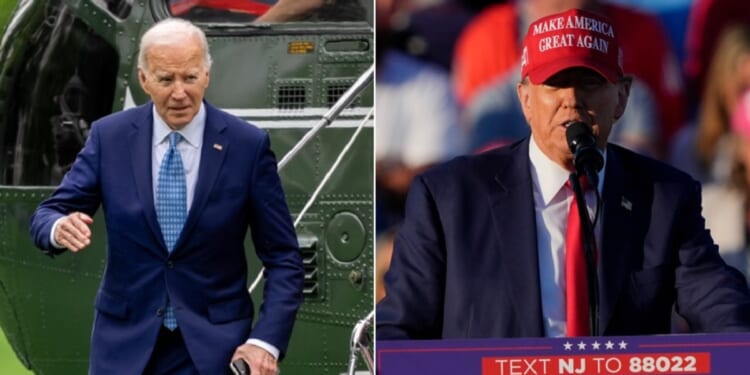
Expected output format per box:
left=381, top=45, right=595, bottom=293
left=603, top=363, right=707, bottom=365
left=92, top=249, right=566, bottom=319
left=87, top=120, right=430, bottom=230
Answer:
left=521, top=8, right=624, bottom=84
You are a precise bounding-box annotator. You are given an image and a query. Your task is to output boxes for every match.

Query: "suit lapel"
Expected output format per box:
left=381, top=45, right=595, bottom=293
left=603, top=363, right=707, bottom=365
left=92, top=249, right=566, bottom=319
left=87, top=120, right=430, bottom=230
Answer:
left=129, top=104, right=167, bottom=251
left=488, top=139, right=544, bottom=336
left=598, top=147, right=636, bottom=332
left=173, top=103, right=228, bottom=252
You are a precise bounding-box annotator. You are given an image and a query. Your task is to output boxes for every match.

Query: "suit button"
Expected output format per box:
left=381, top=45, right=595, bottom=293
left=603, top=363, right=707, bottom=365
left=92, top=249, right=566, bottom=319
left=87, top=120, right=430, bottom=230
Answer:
left=156, top=308, right=164, bottom=317
left=167, top=261, right=174, bottom=269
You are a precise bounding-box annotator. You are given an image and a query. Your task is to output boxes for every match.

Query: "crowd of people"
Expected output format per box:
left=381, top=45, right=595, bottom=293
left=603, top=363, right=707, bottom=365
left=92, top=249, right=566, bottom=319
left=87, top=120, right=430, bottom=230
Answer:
left=376, top=0, right=750, bottom=298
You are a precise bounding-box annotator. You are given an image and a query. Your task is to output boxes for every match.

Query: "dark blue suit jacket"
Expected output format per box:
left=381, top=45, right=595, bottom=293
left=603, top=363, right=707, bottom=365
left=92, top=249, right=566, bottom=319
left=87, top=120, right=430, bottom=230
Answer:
left=377, top=138, right=750, bottom=339
left=30, top=102, right=304, bottom=374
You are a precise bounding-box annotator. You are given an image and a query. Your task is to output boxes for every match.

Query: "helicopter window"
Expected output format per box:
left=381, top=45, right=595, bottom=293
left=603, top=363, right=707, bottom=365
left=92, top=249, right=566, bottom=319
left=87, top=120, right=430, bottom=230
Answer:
left=326, top=83, right=350, bottom=107
left=92, top=0, right=134, bottom=19
left=277, top=85, right=307, bottom=110
left=167, top=0, right=368, bottom=23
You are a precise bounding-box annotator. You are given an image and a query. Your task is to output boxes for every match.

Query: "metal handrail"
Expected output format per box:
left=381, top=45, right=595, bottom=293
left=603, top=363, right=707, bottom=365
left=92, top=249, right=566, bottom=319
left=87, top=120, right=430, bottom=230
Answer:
left=247, top=107, right=372, bottom=293
left=248, top=64, right=374, bottom=294
left=278, top=64, right=374, bottom=170
left=347, top=309, right=374, bottom=375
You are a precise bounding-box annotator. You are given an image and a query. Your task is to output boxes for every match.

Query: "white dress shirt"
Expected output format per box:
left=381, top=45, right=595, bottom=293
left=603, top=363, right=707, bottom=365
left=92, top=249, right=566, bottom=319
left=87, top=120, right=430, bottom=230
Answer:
left=528, top=137, right=605, bottom=337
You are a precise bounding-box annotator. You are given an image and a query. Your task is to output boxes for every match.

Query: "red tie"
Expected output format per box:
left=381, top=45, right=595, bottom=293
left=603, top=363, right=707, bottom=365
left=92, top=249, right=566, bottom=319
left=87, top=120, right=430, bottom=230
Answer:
left=565, top=179, right=591, bottom=336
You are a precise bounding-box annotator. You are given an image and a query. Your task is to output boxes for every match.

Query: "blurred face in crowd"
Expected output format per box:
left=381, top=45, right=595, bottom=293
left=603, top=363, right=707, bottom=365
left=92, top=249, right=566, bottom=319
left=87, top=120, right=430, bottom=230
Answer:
left=724, top=54, right=750, bottom=113
left=517, top=67, right=630, bottom=170
left=732, top=91, right=750, bottom=186
left=138, top=35, right=210, bottom=130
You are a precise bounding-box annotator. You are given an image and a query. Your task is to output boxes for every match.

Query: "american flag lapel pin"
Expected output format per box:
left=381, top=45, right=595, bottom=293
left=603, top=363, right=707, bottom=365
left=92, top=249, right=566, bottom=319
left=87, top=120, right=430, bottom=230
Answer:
left=621, top=196, right=632, bottom=211
left=213, top=143, right=223, bottom=151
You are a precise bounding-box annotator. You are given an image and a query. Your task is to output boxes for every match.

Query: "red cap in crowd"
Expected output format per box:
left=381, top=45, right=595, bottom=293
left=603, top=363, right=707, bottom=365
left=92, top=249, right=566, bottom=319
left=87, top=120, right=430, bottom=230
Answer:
left=521, top=8, right=624, bottom=84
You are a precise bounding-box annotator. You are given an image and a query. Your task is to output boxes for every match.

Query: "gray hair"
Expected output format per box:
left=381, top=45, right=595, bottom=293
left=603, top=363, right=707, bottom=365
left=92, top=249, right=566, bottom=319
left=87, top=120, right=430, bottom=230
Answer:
left=137, top=18, right=213, bottom=72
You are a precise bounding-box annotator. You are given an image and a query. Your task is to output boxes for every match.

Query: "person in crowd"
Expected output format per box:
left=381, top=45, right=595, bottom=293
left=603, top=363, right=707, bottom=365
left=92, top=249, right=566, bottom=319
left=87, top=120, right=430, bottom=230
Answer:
left=671, top=25, right=750, bottom=182
left=671, top=26, right=750, bottom=285
left=695, top=89, right=750, bottom=282
left=683, top=0, right=750, bottom=110
left=375, top=0, right=466, bottom=234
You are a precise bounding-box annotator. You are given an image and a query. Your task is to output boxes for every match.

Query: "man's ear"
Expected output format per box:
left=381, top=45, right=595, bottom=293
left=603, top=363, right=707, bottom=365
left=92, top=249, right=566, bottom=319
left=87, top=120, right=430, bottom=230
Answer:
left=614, top=76, right=632, bottom=120
left=138, top=68, right=150, bottom=95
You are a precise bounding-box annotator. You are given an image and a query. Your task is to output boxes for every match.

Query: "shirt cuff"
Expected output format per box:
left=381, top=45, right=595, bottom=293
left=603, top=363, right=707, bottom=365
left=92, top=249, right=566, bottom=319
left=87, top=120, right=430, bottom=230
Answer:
left=49, top=217, right=66, bottom=249
left=245, top=338, right=280, bottom=360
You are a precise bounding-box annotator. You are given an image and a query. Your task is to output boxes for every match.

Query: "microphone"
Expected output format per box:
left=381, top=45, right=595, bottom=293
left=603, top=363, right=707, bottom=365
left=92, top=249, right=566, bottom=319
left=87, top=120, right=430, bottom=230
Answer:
left=565, top=122, right=603, bottom=187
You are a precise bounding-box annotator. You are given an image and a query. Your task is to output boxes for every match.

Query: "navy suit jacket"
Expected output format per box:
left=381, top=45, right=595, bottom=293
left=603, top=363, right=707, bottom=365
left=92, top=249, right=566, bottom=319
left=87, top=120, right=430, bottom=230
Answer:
left=30, top=102, right=304, bottom=374
left=377, top=138, right=750, bottom=340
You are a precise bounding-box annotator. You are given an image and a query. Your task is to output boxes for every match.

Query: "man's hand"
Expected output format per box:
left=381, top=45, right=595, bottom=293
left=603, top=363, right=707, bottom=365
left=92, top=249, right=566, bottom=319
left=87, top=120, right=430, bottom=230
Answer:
left=232, top=344, right=278, bottom=375
left=54, top=212, right=93, bottom=252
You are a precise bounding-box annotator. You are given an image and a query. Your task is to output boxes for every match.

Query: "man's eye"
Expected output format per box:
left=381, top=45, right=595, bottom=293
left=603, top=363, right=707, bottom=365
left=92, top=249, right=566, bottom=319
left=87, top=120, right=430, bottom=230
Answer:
left=582, top=78, right=605, bottom=88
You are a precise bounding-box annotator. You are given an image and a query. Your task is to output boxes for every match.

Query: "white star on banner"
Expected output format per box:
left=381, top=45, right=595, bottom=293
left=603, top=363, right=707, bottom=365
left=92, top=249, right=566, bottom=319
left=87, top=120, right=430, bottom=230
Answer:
left=605, top=341, right=615, bottom=350
left=591, top=341, right=601, bottom=350
left=564, top=342, right=573, bottom=351
left=577, top=341, right=587, bottom=350
left=618, top=340, right=628, bottom=350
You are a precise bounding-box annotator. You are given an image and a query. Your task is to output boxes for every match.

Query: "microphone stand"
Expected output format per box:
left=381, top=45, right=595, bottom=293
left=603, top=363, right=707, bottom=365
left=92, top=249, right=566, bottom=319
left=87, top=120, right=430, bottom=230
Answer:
left=569, top=172, right=600, bottom=336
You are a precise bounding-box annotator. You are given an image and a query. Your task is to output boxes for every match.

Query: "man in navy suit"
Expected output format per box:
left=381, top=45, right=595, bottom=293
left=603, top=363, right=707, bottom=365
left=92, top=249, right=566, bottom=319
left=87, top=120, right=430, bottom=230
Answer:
left=29, top=18, right=303, bottom=374
left=377, top=8, right=750, bottom=340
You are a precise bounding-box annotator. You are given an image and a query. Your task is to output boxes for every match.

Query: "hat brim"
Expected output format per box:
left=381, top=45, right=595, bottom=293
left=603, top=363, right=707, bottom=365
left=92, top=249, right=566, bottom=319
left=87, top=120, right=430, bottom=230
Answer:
left=525, top=56, right=619, bottom=85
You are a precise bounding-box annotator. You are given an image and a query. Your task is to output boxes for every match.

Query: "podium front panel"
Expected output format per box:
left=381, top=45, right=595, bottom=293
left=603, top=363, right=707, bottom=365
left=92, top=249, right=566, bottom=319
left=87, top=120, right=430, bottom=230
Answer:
left=377, top=334, right=750, bottom=374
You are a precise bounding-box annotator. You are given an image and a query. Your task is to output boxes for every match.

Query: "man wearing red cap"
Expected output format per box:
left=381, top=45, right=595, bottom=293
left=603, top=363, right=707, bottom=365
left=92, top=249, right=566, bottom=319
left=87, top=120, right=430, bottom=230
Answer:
left=454, top=0, right=684, bottom=151
left=377, top=8, right=750, bottom=340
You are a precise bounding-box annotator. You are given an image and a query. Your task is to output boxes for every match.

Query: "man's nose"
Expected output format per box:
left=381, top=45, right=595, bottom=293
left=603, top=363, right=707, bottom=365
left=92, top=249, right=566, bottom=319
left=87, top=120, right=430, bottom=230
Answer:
left=171, top=81, right=187, bottom=99
left=559, top=86, right=586, bottom=109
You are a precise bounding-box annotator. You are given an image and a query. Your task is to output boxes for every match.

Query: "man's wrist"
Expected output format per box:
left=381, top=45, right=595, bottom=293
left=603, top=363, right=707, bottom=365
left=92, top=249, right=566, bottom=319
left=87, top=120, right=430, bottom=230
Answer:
left=49, top=217, right=66, bottom=249
left=245, top=338, right=279, bottom=360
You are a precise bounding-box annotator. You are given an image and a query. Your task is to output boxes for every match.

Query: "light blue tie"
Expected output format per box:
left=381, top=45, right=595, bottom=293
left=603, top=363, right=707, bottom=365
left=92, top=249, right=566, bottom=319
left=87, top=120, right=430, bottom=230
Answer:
left=156, top=132, right=187, bottom=330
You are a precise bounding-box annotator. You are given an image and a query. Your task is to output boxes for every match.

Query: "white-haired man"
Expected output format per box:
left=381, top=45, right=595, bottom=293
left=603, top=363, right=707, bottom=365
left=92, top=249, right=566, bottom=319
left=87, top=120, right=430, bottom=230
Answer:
left=30, top=18, right=304, bottom=375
